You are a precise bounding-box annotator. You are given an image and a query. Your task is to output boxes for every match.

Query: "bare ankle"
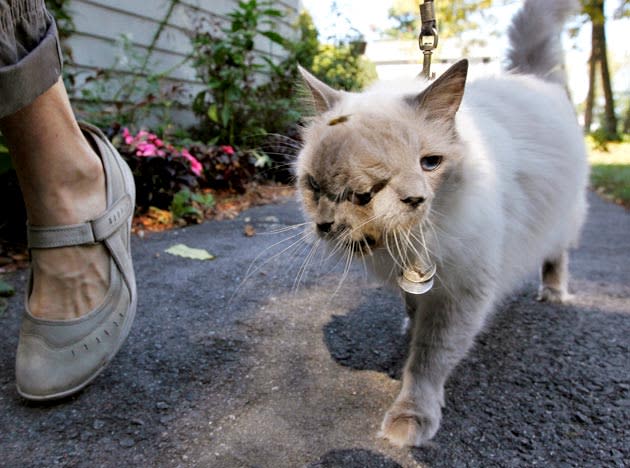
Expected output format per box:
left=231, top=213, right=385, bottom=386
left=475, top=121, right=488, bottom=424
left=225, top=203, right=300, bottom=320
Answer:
left=22, top=140, right=106, bottom=226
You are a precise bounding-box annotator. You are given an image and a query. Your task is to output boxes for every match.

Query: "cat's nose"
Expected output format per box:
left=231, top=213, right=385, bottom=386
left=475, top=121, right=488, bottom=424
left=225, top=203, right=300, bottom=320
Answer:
left=401, top=196, right=425, bottom=208
left=317, top=222, right=333, bottom=233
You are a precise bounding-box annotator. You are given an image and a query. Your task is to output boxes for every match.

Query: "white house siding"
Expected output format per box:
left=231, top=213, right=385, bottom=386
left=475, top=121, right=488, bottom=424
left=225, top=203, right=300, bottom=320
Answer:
left=62, top=0, right=301, bottom=125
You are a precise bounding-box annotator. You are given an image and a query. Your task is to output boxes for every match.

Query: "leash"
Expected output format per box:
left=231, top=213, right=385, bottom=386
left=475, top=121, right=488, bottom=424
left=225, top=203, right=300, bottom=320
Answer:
left=418, top=0, right=439, bottom=80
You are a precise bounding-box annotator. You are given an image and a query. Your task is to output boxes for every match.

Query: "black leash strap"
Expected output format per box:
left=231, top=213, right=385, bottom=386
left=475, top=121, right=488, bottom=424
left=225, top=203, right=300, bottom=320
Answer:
left=419, top=0, right=438, bottom=80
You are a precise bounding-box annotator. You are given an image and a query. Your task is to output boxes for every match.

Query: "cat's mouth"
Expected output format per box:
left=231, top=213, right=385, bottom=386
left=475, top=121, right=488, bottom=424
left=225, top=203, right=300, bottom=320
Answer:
left=339, top=235, right=381, bottom=257
left=349, top=235, right=378, bottom=254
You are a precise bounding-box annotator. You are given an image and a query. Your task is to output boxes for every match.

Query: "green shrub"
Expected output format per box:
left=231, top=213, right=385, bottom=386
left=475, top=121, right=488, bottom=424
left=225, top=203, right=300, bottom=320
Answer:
left=292, top=11, right=320, bottom=71
left=170, top=188, right=215, bottom=223
left=191, top=0, right=292, bottom=146
left=311, top=43, right=378, bottom=92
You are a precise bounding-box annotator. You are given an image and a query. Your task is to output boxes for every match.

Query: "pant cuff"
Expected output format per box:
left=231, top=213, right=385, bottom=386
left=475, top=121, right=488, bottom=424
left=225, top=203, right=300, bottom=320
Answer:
left=0, top=17, right=62, bottom=119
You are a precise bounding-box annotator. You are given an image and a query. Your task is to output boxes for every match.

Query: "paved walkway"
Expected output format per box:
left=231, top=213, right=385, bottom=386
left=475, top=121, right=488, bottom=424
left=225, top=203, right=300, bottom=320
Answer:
left=0, top=193, right=628, bottom=467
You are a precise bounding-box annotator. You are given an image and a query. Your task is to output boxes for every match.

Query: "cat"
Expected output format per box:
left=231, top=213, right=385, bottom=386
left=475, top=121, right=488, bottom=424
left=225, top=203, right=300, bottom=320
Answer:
left=294, top=0, right=588, bottom=448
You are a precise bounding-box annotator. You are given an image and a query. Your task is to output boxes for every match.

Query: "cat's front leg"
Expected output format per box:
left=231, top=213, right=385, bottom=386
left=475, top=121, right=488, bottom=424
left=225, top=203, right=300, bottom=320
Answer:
left=380, top=291, right=492, bottom=447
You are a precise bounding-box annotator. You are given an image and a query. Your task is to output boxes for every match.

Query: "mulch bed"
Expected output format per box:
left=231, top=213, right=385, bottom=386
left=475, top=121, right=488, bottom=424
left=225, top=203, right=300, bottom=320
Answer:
left=0, top=183, right=295, bottom=274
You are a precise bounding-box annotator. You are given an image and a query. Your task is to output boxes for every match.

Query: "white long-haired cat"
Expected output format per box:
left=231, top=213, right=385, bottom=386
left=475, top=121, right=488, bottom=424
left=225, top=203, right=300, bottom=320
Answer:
left=295, top=0, right=588, bottom=448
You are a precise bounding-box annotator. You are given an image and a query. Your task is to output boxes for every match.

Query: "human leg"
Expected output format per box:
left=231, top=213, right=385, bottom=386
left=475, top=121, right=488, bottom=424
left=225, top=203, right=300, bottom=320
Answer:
left=0, top=0, right=136, bottom=399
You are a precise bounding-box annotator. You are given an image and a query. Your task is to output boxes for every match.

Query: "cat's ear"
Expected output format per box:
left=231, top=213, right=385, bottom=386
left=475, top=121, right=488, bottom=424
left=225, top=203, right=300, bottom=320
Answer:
left=407, top=59, right=468, bottom=120
left=298, top=65, right=342, bottom=113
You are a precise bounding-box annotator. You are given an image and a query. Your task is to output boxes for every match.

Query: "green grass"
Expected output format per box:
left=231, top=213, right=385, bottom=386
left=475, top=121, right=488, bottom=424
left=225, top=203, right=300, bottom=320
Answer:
left=588, top=137, right=630, bottom=208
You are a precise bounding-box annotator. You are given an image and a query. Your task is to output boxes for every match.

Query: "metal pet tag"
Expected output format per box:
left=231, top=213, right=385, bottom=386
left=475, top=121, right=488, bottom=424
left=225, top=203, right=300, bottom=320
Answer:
left=398, top=262, right=436, bottom=295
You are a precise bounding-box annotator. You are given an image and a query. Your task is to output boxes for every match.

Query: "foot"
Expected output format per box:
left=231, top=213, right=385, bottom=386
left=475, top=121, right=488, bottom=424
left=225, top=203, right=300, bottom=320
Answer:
left=26, top=138, right=110, bottom=320
left=29, top=245, right=109, bottom=320
left=379, top=391, right=442, bottom=447
left=537, top=286, right=571, bottom=304
left=15, top=122, right=137, bottom=401
left=0, top=80, right=110, bottom=320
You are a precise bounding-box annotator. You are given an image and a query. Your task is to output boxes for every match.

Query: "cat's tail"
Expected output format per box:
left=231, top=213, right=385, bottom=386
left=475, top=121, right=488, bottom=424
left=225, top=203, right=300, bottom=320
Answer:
left=505, top=0, right=579, bottom=86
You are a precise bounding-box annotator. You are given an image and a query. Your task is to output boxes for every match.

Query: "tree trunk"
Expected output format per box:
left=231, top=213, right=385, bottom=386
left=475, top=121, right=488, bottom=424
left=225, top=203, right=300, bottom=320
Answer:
left=587, top=0, right=619, bottom=140
left=584, top=24, right=597, bottom=133
left=624, top=98, right=630, bottom=134
left=596, top=2, right=619, bottom=139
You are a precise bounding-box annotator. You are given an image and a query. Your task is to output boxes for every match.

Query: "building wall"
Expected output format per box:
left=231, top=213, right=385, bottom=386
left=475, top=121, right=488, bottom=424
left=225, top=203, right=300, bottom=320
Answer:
left=63, top=0, right=300, bottom=124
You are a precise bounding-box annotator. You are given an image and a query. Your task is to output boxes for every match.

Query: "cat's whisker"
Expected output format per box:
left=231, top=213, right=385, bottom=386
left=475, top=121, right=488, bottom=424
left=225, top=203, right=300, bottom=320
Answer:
left=230, top=230, right=313, bottom=303
left=242, top=133, right=302, bottom=152
left=408, top=229, right=437, bottom=262
left=384, top=232, right=405, bottom=271
left=392, top=230, right=408, bottom=270
left=347, top=213, right=384, bottom=237
left=324, top=225, right=361, bottom=262
left=332, top=237, right=355, bottom=298
left=293, top=237, right=322, bottom=293
left=243, top=229, right=307, bottom=276
left=260, top=132, right=302, bottom=146
left=324, top=236, right=346, bottom=262
left=259, top=222, right=310, bottom=235
left=418, top=225, right=435, bottom=261
left=359, top=248, right=369, bottom=279
left=420, top=219, right=442, bottom=258
left=404, top=227, right=423, bottom=265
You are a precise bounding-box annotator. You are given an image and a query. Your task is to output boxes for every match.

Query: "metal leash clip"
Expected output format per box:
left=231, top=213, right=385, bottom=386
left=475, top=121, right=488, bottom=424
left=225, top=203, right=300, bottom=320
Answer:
left=419, top=0, right=439, bottom=80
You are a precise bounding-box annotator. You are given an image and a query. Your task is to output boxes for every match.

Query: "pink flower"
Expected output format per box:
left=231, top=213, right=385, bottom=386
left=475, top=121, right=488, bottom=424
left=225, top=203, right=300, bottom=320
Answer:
left=220, top=145, right=235, bottom=155
left=181, top=149, right=203, bottom=176
left=136, top=142, right=158, bottom=157
left=122, top=127, right=134, bottom=145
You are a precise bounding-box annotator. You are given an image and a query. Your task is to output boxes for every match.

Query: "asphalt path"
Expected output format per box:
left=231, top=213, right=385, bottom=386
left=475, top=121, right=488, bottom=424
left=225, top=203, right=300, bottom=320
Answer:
left=0, top=192, right=628, bottom=468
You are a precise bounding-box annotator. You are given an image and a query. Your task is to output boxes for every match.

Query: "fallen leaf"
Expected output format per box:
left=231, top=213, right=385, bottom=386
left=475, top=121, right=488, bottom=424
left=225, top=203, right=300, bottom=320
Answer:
left=243, top=224, right=256, bottom=237
left=165, top=244, right=215, bottom=261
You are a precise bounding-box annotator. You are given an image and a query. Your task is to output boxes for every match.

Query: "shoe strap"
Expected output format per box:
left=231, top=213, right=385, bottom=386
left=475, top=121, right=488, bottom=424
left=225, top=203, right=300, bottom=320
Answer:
left=27, top=194, right=133, bottom=249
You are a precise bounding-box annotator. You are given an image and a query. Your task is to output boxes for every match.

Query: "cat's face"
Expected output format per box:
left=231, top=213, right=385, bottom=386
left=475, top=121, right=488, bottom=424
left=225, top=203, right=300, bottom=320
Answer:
left=296, top=61, right=468, bottom=257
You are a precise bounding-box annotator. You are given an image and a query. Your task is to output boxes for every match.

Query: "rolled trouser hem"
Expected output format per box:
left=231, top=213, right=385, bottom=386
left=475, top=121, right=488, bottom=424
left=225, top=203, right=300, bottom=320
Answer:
left=0, top=18, right=62, bottom=119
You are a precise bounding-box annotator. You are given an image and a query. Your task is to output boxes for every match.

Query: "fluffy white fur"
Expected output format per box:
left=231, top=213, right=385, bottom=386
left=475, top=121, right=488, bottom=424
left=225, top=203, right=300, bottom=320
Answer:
left=296, top=0, right=587, bottom=447
left=363, top=72, right=589, bottom=297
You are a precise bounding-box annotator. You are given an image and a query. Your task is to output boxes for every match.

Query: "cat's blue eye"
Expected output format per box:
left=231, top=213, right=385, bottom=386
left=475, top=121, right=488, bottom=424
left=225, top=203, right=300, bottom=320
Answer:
left=421, top=155, right=443, bottom=171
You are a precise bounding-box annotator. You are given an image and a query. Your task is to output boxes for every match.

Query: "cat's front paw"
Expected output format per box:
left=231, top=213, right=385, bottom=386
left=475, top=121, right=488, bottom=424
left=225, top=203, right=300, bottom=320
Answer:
left=537, top=286, right=571, bottom=304
left=378, top=398, right=441, bottom=447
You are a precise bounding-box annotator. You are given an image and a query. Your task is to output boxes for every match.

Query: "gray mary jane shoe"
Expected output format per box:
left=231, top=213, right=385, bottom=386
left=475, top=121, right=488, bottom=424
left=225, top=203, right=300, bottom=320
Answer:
left=15, top=122, right=137, bottom=401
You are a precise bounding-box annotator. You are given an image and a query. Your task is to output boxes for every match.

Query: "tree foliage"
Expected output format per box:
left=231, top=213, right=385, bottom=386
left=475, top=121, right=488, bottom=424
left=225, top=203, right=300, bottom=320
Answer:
left=311, top=44, right=377, bottom=92
left=384, top=0, right=494, bottom=40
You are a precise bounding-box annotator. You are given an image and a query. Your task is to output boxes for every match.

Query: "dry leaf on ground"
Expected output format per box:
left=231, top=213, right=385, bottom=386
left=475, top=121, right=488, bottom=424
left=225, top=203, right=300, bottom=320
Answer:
left=165, top=244, right=215, bottom=261
left=243, top=224, right=256, bottom=237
